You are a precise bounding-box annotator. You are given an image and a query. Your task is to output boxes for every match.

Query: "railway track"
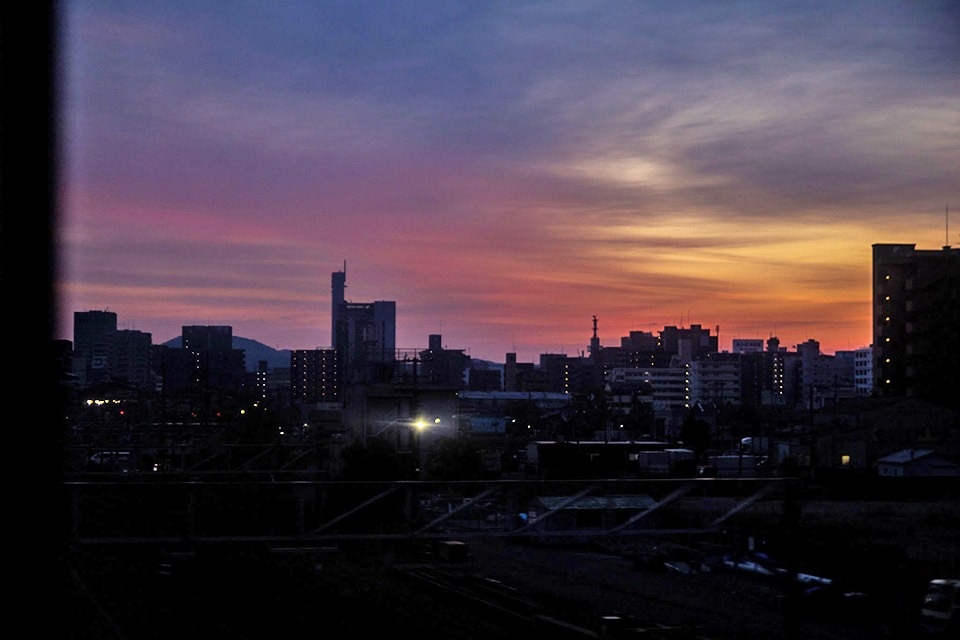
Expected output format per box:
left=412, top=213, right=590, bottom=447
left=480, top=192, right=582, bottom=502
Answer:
left=387, top=559, right=717, bottom=638
left=392, top=539, right=894, bottom=640
left=63, top=539, right=910, bottom=640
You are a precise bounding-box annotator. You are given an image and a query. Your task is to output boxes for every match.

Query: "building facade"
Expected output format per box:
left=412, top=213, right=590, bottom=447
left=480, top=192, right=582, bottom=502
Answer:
left=854, top=346, right=873, bottom=396
left=290, top=348, right=340, bottom=403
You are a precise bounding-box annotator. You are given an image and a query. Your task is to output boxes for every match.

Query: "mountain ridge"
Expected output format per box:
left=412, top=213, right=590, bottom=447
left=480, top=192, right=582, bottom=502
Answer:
left=162, top=336, right=503, bottom=372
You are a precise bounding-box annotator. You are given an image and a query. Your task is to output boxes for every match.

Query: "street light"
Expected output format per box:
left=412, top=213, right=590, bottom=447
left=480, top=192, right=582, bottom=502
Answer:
left=412, top=416, right=441, bottom=479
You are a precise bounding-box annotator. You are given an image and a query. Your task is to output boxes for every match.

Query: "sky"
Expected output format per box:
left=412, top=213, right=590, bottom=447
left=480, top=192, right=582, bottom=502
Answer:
left=55, top=1, right=960, bottom=363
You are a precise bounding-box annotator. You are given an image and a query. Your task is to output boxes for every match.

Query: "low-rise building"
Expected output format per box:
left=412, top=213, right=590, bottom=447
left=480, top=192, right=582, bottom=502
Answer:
left=876, top=449, right=960, bottom=477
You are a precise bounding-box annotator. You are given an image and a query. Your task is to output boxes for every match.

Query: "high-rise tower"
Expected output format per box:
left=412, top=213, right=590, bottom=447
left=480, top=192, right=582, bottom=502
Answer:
left=588, top=315, right=600, bottom=357
left=872, top=243, right=959, bottom=407
left=331, top=262, right=346, bottom=349
left=330, top=266, right=396, bottom=385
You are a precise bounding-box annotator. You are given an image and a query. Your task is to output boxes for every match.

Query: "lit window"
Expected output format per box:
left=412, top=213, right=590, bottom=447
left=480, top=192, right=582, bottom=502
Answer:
left=841, top=455, right=850, bottom=466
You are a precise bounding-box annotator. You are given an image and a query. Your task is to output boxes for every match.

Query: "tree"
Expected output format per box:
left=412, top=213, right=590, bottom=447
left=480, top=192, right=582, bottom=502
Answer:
left=426, top=437, right=485, bottom=480
left=338, top=439, right=403, bottom=480
left=680, top=406, right=711, bottom=462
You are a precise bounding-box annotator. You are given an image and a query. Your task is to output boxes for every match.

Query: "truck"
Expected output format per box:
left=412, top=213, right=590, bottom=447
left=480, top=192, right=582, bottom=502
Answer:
left=636, top=448, right=694, bottom=476
left=739, top=437, right=770, bottom=455
left=704, top=454, right=761, bottom=478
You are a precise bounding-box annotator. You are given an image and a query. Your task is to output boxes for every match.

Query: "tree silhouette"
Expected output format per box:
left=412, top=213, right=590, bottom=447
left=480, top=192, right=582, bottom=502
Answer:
left=426, top=437, right=485, bottom=480
left=339, top=439, right=403, bottom=480
left=680, top=406, right=711, bottom=462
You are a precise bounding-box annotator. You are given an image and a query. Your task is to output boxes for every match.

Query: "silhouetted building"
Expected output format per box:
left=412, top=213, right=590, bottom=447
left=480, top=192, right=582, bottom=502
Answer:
left=691, top=351, right=755, bottom=406
left=467, top=366, right=502, bottom=392
left=418, top=334, right=469, bottom=389
left=254, top=359, right=268, bottom=402
left=331, top=266, right=396, bottom=385
left=112, top=329, right=153, bottom=391
left=182, top=325, right=232, bottom=352
left=152, top=326, right=245, bottom=420
left=873, top=243, right=960, bottom=408
left=731, top=338, right=764, bottom=354
left=456, top=391, right=573, bottom=437
left=760, top=336, right=787, bottom=405
left=72, top=310, right=117, bottom=386
left=608, top=364, right=690, bottom=414
left=72, top=310, right=154, bottom=390
left=658, top=324, right=719, bottom=363
left=538, top=353, right=574, bottom=393
left=619, top=329, right=660, bottom=366
left=503, top=353, right=519, bottom=392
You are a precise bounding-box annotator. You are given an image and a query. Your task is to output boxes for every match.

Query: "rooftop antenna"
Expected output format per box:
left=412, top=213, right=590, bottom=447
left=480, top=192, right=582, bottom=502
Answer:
left=946, top=204, right=950, bottom=248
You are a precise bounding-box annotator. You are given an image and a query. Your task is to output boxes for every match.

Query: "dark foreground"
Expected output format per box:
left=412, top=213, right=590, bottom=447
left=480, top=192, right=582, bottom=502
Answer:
left=60, top=537, right=937, bottom=640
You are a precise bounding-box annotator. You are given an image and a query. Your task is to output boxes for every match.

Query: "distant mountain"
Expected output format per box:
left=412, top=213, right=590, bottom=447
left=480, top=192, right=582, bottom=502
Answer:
left=160, top=338, right=505, bottom=372
left=162, top=336, right=292, bottom=372
left=470, top=358, right=503, bottom=371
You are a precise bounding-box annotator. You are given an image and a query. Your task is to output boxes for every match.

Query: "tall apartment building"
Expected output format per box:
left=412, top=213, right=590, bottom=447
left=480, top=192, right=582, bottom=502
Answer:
left=760, top=336, right=787, bottom=406
left=290, top=348, right=340, bottom=403
left=872, top=243, right=960, bottom=408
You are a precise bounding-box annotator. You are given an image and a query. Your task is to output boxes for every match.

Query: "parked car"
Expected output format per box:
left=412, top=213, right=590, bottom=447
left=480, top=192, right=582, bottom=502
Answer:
left=87, top=450, right=134, bottom=472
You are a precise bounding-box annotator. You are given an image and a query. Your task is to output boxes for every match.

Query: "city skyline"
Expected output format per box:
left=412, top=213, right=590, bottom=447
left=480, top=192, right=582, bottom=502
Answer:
left=56, top=2, right=959, bottom=363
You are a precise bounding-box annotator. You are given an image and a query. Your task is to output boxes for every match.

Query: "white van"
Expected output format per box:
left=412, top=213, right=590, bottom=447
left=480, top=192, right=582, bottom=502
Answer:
left=920, top=578, right=959, bottom=635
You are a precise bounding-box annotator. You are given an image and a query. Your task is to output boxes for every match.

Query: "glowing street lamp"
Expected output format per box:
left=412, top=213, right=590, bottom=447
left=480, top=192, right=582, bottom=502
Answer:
left=412, top=416, right=441, bottom=479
